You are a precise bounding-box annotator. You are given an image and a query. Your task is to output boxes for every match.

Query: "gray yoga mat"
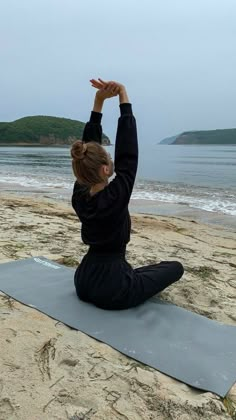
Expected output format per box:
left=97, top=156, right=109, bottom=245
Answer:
left=0, top=256, right=235, bottom=397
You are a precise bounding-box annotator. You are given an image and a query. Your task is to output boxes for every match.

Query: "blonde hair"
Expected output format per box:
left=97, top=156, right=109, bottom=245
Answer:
left=71, top=140, right=109, bottom=187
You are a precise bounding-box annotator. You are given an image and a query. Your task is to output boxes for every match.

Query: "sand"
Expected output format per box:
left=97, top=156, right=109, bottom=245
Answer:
left=0, top=193, right=236, bottom=419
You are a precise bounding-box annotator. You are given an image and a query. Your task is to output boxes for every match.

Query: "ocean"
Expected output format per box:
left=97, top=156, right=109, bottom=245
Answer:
left=0, top=145, right=235, bottom=229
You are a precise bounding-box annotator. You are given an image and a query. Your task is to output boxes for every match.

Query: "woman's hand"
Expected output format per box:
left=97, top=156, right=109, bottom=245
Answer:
left=96, top=85, right=120, bottom=100
left=90, top=78, right=125, bottom=98
left=91, top=81, right=117, bottom=112
left=98, top=78, right=126, bottom=93
left=90, top=78, right=129, bottom=111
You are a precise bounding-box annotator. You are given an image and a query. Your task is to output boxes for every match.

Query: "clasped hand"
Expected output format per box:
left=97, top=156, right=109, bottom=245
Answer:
left=90, top=78, right=124, bottom=100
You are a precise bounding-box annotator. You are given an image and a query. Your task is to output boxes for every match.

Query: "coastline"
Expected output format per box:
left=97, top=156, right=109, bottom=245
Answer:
left=0, top=180, right=235, bottom=232
left=129, top=199, right=236, bottom=232
left=0, top=192, right=236, bottom=419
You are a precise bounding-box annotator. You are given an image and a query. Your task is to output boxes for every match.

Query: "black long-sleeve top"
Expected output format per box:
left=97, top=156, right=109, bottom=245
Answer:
left=72, top=103, right=138, bottom=253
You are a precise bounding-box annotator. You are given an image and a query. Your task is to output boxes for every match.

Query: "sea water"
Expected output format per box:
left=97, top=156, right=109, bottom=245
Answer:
left=0, top=145, right=235, bottom=227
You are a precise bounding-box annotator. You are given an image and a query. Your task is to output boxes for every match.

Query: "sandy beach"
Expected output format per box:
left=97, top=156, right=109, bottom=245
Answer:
left=0, top=193, right=236, bottom=419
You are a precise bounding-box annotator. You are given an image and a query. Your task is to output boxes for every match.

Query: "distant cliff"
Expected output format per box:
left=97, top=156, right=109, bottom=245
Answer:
left=158, top=135, right=177, bottom=145
left=159, top=129, right=236, bottom=145
left=0, top=116, right=110, bottom=146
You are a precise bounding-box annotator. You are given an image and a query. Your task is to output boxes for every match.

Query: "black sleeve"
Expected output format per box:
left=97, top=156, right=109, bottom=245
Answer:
left=98, top=103, right=138, bottom=214
left=72, top=111, right=103, bottom=195
left=82, top=111, right=103, bottom=144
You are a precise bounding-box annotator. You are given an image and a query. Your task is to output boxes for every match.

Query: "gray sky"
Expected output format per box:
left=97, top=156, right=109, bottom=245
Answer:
left=1, top=0, right=236, bottom=143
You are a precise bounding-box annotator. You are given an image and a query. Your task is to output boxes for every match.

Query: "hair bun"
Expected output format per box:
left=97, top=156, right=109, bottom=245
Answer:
left=71, top=141, right=87, bottom=161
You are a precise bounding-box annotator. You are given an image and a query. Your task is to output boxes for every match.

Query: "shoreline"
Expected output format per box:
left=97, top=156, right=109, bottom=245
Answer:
left=0, top=182, right=235, bottom=232
left=0, top=192, right=236, bottom=418
left=129, top=199, right=236, bottom=232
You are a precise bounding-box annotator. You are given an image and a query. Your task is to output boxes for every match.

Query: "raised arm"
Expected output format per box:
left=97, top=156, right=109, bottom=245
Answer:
left=82, top=82, right=120, bottom=144
left=89, top=80, right=138, bottom=212
left=82, top=95, right=103, bottom=144
left=108, top=85, right=138, bottom=209
left=91, top=81, right=138, bottom=213
left=72, top=81, right=120, bottom=194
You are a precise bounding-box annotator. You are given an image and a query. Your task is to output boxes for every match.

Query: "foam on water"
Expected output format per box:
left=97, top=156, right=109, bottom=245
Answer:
left=0, top=175, right=71, bottom=189
left=1, top=173, right=235, bottom=216
left=131, top=189, right=236, bottom=216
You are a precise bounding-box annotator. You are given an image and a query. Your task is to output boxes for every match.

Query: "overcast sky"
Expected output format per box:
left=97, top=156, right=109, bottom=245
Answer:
left=1, top=0, right=236, bottom=143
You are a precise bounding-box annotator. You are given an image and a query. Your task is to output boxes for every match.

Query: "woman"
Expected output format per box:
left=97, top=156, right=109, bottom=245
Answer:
left=71, top=78, right=184, bottom=310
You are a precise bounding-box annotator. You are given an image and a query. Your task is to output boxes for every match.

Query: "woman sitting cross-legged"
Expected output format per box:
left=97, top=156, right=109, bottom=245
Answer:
left=71, top=78, right=184, bottom=310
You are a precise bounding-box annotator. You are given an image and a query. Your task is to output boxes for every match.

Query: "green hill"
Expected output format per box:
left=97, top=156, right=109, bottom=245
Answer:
left=173, top=129, right=236, bottom=145
left=0, top=116, right=110, bottom=146
left=159, top=135, right=178, bottom=145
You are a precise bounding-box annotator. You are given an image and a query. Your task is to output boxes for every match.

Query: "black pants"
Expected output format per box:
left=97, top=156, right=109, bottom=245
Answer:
left=74, top=251, right=184, bottom=310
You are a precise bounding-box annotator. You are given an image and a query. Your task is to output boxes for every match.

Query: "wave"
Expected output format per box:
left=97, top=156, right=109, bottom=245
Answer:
left=0, top=175, right=72, bottom=189
left=1, top=174, right=236, bottom=217
left=131, top=187, right=236, bottom=216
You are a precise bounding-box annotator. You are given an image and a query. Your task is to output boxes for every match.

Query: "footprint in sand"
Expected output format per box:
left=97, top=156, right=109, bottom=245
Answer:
left=3, top=328, right=17, bottom=338
left=0, top=398, right=15, bottom=418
